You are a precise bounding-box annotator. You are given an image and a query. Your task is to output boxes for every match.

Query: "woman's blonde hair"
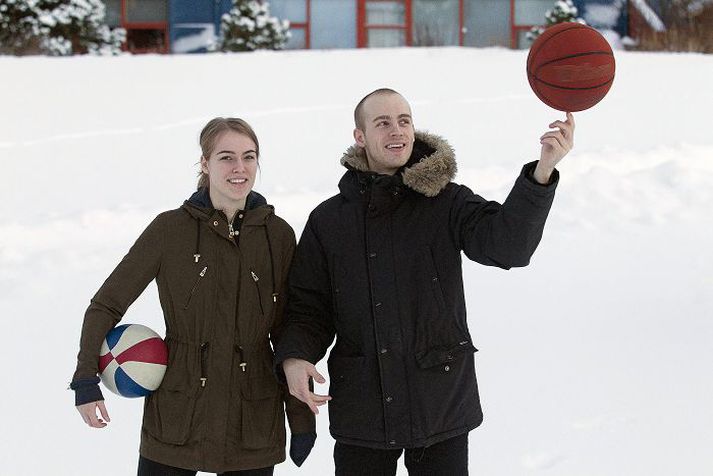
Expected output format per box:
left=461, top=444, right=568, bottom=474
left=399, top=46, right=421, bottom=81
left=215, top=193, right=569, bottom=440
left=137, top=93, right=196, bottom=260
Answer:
left=197, top=117, right=260, bottom=189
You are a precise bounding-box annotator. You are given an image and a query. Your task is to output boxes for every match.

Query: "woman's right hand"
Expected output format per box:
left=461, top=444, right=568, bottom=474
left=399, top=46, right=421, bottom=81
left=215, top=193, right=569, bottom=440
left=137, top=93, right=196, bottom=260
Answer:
left=76, top=401, right=111, bottom=428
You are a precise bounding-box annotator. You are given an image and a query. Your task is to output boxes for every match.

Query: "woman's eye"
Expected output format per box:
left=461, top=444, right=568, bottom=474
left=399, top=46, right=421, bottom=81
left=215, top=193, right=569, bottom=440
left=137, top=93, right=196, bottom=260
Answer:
left=245, top=155, right=256, bottom=161
left=219, top=156, right=232, bottom=161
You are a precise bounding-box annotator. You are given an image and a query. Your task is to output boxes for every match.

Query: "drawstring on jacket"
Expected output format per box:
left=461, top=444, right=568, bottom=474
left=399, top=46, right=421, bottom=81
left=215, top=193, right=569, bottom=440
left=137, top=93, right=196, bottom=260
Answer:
left=194, top=217, right=202, bottom=263
left=264, top=215, right=278, bottom=304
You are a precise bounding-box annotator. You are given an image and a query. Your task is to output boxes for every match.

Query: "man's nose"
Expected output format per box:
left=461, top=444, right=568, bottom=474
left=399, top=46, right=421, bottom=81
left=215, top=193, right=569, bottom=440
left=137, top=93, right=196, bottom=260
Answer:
left=390, top=123, right=405, bottom=136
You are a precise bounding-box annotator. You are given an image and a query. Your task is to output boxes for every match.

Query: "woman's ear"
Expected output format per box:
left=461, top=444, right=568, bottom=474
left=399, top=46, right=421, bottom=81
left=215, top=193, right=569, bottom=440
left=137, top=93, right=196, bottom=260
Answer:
left=200, top=156, right=209, bottom=174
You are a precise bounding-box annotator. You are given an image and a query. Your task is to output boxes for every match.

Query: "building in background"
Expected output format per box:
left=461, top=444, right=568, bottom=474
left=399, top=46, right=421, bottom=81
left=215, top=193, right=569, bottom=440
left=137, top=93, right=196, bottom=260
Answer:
left=104, top=0, right=637, bottom=54
left=103, top=0, right=232, bottom=53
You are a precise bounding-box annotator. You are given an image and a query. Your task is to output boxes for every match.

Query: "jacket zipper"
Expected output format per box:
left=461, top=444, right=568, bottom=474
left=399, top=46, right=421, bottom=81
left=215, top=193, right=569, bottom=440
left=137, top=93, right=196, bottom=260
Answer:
left=183, top=266, right=208, bottom=310
left=235, top=345, right=247, bottom=372
left=199, top=342, right=209, bottom=387
left=250, top=270, right=265, bottom=316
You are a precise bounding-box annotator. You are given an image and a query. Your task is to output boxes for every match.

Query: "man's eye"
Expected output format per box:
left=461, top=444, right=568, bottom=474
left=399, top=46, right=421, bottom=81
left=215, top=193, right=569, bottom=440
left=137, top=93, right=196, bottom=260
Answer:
left=378, top=121, right=389, bottom=127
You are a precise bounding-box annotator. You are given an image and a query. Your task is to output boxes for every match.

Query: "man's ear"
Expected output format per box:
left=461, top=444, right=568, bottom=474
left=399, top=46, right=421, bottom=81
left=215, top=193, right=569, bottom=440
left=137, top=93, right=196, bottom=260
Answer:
left=353, top=128, right=366, bottom=148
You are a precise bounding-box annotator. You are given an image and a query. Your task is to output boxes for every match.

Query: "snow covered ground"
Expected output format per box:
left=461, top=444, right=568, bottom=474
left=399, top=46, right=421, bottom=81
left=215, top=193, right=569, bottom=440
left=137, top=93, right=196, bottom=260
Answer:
left=1, top=47, right=712, bottom=475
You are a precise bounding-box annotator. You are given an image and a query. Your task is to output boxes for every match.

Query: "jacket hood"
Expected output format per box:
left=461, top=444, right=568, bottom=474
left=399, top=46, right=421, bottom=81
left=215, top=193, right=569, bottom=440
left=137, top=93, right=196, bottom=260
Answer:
left=183, top=187, right=269, bottom=223
left=340, top=131, right=457, bottom=197
left=187, top=187, right=267, bottom=210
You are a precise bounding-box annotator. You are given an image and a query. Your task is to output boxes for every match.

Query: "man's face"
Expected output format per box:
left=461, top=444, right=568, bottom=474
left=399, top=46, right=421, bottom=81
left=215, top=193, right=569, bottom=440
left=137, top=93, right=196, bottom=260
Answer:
left=354, top=93, right=415, bottom=175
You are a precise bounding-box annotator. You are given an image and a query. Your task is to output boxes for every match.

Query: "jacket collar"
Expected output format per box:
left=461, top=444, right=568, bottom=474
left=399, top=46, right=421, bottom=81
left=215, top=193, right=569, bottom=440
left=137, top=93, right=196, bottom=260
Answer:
left=182, top=188, right=272, bottom=225
left=340, top=130, right=457, bottom=197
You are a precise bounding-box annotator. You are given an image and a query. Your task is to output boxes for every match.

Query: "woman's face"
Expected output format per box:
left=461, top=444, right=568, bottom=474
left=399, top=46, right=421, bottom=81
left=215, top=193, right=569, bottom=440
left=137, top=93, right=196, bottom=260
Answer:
left=201, top=130, right=258, bottom=210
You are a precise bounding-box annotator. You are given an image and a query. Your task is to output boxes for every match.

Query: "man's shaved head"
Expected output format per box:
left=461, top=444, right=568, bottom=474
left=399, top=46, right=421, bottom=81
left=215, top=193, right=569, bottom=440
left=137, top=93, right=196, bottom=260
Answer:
left=354, top=88, right=403, bottom=130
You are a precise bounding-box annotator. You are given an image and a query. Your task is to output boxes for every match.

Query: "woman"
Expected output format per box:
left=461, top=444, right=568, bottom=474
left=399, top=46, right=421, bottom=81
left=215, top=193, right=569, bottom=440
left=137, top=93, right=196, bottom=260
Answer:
left=70, top=118, right=316, bottom=475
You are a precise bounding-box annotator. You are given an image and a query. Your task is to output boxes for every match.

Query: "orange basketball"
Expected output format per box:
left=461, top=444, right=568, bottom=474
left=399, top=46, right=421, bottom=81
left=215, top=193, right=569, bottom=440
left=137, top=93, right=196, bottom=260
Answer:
left=527, top=22, right=615, bottom=112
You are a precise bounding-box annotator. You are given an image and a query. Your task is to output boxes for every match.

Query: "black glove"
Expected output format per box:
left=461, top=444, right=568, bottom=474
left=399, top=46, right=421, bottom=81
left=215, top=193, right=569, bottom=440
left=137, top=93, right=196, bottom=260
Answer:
left=289, top=432, right=316, bottom=467
left=70, top=376, right=104, bottom=406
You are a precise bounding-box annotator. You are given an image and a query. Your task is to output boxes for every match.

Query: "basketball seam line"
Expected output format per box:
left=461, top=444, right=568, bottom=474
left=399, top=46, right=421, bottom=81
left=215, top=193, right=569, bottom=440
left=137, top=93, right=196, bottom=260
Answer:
left=534, top=50, right=615, bottom=75
left=532, top=76, right=614, bottom=91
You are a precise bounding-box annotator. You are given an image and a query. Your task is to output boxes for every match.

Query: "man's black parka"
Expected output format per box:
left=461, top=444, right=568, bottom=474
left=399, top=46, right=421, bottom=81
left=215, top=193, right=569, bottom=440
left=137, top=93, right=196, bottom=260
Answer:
left=275, top=131, right=559, bottom=449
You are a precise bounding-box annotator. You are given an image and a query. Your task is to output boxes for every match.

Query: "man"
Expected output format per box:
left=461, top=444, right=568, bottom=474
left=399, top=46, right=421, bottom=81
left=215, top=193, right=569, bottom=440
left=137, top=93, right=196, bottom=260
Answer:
left=275, top=88, right=574, bottom=475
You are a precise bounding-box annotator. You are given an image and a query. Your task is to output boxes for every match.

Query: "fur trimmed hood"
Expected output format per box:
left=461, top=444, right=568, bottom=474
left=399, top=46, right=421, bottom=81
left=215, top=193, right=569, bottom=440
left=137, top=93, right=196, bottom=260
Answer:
left=340, top=131, right=457, bottom=197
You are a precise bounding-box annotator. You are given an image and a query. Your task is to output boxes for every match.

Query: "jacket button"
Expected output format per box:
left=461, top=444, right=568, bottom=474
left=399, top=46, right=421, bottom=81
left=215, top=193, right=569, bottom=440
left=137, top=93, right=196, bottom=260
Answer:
left=444, top=365, right=451, bottom=372
left=432, top=276, right=438, bottom=282
left=375, top=302, right=382, bottom=307
left=446, top=354, right=453, bottom=361
left=213, top=221, right=219, bottom=226
left=369, top=252, right=377, bottom=258
left=385, top=396, right=393, bottom=403
left=389, top=440, right=396, bottom=445
left=238, top=214, right=243, bottom=219
left=380, top=348, right=388, bottom=354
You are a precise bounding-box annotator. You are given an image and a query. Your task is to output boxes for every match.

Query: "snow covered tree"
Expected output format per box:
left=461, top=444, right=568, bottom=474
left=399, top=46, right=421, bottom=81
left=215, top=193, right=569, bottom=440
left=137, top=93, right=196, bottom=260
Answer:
left=0, top=0, right=124, bottom=56
left=217, top=0, right=290, bottom=52
left=527, top=0, right=587, bottom=42
left=0, top=0, right=44, bottom=54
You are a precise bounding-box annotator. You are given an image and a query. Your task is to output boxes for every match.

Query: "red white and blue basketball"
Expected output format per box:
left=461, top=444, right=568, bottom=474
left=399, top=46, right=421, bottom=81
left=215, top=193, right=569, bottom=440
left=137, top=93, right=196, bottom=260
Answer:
left=98, top=324, right=168, bottom=398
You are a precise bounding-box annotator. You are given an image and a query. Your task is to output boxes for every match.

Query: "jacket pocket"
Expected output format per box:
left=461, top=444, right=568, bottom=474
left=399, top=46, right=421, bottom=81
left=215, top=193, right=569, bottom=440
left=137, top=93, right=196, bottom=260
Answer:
left=143, top=387, right=199, bottom=445
left=142, top=339, right=200, bottom=445
left=415, top=340, right=477, bottom=370
left=249, top=269, right=266, bottom=317
left=326, top=355, right=386, bottom=437
left=183, top=266, right=208, bottom=310
left=240, top=374, right=282, bottom=449
left=329, top=254, right=341, bottom=319
left=426, top=246, right=448, bottom=315
left=327, top=355, right=364, bottom=397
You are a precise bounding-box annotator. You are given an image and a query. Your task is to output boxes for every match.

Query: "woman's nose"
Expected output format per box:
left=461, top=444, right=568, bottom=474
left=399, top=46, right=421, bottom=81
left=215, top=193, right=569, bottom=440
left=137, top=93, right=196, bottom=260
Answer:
left=232, top=159, right=246, bottom=173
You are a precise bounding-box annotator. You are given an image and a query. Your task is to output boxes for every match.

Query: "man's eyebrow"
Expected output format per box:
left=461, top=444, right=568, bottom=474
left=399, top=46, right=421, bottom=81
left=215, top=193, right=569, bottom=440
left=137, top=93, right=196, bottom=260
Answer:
left=372, top=114, right=412, bottom=123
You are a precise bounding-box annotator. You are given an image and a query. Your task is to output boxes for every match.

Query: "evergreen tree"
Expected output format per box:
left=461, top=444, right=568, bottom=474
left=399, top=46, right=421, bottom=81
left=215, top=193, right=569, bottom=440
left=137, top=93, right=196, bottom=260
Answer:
left=0, top=0, right=124, bottom=56
left=218, top=0, right=290, bottom=52
left=0, top=0, right=43, bottom=54
left=527, top=0, right=587, bottom=42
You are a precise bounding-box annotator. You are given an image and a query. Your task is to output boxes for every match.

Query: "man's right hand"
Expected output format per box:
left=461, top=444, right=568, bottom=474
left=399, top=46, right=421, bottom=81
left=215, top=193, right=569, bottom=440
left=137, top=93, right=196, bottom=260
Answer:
left=283, top=358, right=331, bottom=415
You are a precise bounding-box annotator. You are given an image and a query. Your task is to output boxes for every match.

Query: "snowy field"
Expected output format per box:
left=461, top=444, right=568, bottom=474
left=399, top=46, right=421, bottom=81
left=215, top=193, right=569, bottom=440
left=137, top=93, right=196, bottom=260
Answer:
left=1, top=47, right=712, bottom=475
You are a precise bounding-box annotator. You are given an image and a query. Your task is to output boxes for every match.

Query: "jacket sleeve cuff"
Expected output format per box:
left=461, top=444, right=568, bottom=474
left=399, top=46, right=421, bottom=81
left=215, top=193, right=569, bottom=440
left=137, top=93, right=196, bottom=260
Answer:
left=273, top=351, right=315, bottom=385
left=70, top=377, right=105, bottom=406
left=522, top=160, right=559, bottom=190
